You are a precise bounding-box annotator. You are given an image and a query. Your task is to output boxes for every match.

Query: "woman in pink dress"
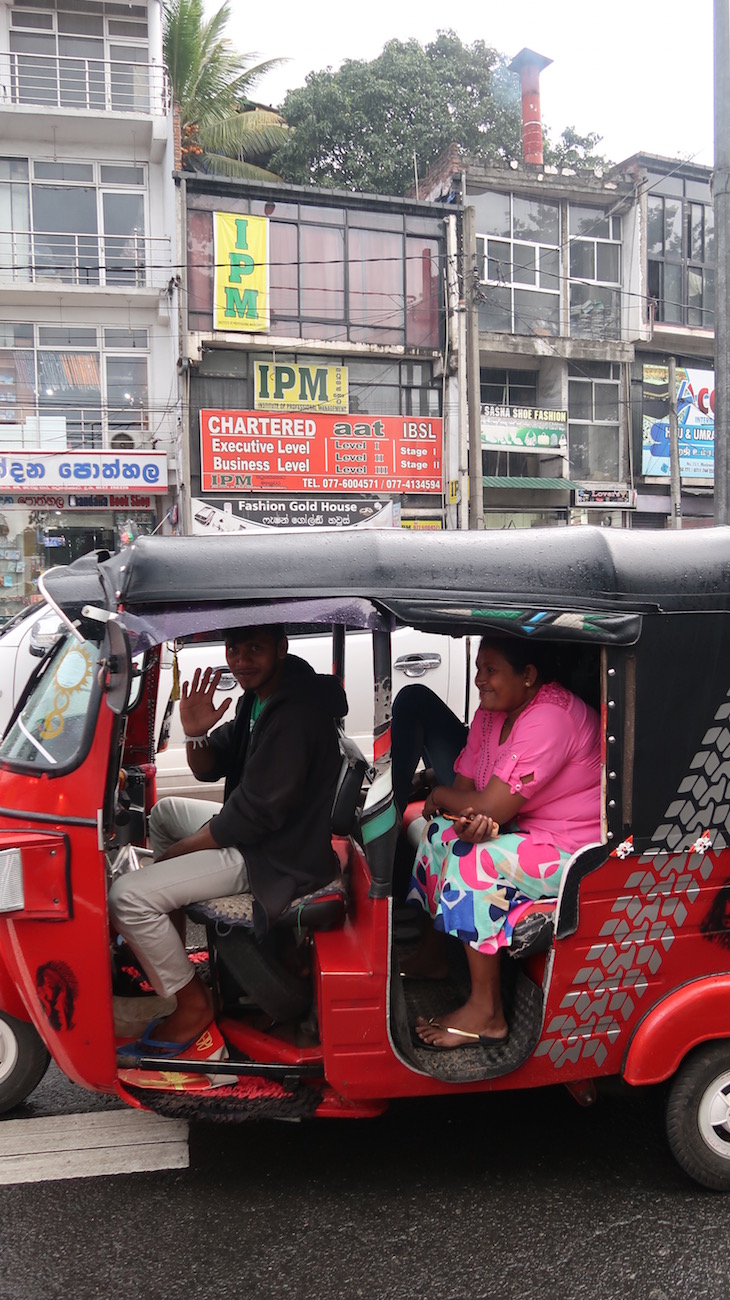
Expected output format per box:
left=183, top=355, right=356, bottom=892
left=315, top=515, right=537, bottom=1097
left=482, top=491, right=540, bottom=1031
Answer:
left=406, top=637, right=602, bottom=1050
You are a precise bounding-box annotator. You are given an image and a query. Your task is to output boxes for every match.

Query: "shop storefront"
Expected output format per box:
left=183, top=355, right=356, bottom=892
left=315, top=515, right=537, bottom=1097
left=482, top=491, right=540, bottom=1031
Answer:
left=0, top=450, right=168, bottom=622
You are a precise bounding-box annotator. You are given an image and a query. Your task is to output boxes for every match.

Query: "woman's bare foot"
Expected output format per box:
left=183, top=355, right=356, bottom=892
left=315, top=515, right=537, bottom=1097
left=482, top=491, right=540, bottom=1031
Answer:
left=145, top=972, right=214, bottom=1046
left=414, top=998, right=508, bottom=1049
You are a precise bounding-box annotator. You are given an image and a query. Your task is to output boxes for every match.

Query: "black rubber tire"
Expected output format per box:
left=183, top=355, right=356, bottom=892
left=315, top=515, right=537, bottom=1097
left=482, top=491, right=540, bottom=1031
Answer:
left=0, top=1011, right=50, bottom=1115
left=666, top=1042, right=730, bottom=1191
left=215, top=931, right=313, bottom=1022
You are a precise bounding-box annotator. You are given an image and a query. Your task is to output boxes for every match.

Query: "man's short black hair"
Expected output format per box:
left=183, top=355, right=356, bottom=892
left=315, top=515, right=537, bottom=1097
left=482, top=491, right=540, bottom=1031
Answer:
left=224, top=623, right=286, bottom=647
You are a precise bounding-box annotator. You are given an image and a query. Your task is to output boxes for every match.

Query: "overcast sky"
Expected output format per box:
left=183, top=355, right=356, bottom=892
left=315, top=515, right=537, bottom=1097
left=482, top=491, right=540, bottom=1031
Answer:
left=209, top=0, right=715, bottom=168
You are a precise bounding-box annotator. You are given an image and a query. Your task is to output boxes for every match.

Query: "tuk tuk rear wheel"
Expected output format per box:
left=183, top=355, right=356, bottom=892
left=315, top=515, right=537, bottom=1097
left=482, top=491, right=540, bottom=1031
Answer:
left=666, top=1042, right=730, bottom=1191
left=0, top=1011, right=50, bottom=1114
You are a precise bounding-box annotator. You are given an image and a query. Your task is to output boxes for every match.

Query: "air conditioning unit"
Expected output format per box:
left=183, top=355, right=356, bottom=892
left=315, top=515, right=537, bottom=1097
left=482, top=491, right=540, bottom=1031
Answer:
left=110, top=431, right=139, bottom=451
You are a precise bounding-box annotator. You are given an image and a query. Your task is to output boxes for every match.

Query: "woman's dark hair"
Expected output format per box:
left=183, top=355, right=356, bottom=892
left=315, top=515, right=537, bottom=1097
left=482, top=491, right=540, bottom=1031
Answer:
left=479, top=635, right=559, bottom=682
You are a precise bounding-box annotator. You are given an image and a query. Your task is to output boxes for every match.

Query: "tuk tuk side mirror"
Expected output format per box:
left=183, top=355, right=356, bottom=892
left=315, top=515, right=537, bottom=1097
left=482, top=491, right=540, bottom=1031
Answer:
left=102, top=619, right=133, bottom=716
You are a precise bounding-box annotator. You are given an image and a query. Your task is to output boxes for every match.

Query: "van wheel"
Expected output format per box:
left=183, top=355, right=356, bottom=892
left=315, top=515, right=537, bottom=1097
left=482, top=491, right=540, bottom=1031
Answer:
left=666, top=1043, right=730, bottom=1190
left=0, top=1011, right=50, bottom=1114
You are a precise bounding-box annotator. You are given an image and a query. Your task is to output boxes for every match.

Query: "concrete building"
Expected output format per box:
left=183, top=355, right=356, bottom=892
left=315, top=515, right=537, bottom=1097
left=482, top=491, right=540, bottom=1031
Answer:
left=177, top=172, right=458, bottom=537
left=0, top=0, right=179, bottom=622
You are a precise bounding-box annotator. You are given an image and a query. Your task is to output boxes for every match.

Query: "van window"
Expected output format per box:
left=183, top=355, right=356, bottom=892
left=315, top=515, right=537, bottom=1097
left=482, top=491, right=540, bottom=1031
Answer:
left=0, top=636, right=99, bottom=771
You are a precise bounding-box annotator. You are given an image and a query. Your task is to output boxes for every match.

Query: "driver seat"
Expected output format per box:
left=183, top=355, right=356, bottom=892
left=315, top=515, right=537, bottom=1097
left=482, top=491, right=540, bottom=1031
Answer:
left=186, top=735, right=369, bottom=1020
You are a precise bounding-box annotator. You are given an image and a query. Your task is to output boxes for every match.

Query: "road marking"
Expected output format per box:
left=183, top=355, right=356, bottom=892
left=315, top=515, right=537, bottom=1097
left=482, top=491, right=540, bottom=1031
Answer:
left=0, top=1110, right=189, bottom=1184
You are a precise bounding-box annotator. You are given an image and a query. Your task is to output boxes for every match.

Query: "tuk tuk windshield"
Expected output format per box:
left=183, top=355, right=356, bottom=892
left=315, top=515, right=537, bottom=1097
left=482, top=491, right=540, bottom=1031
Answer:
left=0, top=634, right=99, bottom=771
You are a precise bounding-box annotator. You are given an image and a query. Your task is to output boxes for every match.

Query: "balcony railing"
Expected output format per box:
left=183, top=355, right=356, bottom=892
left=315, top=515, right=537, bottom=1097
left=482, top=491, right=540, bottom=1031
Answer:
left=0, top=229, right=173, bottom=290
left=0, top=51, right=170, bottom=115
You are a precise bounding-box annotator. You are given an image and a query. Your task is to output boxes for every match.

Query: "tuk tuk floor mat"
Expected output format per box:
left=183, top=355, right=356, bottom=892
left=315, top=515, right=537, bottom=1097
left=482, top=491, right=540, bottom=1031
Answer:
left=122, top=1075, right=322, bottom=1123
left=390, top=947, right=544, bottom=1084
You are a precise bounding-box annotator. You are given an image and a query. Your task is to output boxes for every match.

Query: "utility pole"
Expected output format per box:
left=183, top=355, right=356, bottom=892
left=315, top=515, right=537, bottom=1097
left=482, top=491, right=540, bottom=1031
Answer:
left=463, top=204, right=484, bottom=530
left=668, top=357, right=682, bottom=528
left=714, top=0, right=730, bottom=524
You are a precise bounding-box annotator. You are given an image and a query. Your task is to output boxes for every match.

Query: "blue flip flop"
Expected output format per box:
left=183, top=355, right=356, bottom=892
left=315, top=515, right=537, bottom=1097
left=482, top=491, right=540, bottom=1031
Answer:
left=116, top=1017, right=202, bottom=1061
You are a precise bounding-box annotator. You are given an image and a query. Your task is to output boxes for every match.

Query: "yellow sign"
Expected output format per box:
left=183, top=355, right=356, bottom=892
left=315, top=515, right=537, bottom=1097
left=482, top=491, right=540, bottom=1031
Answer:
left=254, top=362, right=348, bottom=412
left=400, top=518, right=443, bottom=530
left=214, top=212, right=269, bottom=332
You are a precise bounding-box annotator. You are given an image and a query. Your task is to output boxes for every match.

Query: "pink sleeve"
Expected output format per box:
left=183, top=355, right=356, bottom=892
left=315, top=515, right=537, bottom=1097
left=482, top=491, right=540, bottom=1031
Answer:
left=492, top=703, right=573, bottom=797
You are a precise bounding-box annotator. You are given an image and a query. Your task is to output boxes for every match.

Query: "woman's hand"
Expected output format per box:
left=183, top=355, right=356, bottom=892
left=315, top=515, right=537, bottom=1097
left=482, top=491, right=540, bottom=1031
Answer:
left=450, top=809, right=500, bottom=844
left=180, top=666, right=232, bottom=737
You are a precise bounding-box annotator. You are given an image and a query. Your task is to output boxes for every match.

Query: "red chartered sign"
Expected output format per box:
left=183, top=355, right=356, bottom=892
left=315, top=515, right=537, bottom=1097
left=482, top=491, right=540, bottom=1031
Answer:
left=199, top=410, right=443, bottom=494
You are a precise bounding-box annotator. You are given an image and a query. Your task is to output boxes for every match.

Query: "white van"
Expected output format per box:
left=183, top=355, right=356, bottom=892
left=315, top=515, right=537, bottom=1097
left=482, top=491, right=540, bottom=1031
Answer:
left=0, top=605, right=474, bottom=799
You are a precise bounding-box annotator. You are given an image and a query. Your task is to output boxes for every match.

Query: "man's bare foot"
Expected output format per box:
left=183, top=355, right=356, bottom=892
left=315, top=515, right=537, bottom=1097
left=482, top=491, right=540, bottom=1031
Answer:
left=414, top=1002, right=508, bottom=1049
left=145, top=973, right=214, bottom=1046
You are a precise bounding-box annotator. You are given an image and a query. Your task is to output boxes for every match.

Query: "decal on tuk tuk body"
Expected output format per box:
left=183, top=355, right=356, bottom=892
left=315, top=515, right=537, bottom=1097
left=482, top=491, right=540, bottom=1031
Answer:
left=36, top=960, right=78, bottom=1031
left=537, top=679, right=730, bottom=1072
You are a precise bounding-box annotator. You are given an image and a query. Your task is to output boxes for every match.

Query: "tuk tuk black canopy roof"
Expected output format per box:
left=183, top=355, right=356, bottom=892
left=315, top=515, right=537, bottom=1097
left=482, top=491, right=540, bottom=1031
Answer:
left=40, top=526, right=730, bottom=646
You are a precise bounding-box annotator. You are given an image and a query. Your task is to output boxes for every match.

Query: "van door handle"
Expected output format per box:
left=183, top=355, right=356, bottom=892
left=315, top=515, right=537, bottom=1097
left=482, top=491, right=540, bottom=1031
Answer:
left=394, top=653, right=442, bottom=678
left=212, top=667, right=238, bottom=691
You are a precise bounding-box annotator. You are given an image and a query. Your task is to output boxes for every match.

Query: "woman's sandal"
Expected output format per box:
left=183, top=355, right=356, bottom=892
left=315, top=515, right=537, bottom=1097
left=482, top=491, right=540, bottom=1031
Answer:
left=415, top=1017, right=510, bottom=1051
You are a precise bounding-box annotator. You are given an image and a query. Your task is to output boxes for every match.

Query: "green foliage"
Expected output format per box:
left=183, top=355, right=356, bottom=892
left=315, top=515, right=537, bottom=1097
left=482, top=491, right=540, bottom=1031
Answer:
left=163, top=0, right=289, bottom=179
left=543, top=126, right=612, bottom=171
left=272, top=32, right=525, bottom=195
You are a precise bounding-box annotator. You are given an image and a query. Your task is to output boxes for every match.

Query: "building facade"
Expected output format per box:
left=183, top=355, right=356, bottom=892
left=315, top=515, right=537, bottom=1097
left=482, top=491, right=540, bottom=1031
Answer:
left=178, top=174, right=458, bottom=537
left=0, top=0, right=179, bottom=622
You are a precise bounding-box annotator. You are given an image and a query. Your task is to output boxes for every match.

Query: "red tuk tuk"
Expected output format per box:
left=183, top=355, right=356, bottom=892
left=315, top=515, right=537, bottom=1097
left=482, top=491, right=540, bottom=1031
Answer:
left=1, top=527, right=730, bottom=1190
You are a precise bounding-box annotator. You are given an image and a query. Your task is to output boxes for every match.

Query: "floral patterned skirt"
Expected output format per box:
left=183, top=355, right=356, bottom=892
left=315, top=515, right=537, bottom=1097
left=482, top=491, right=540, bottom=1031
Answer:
left=407, top=816, right=571, bottom=954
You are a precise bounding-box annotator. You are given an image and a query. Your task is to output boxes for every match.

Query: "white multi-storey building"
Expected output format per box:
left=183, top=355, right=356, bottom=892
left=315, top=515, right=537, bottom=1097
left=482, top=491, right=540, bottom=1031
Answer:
left=0, top=0, right=179, bottom=622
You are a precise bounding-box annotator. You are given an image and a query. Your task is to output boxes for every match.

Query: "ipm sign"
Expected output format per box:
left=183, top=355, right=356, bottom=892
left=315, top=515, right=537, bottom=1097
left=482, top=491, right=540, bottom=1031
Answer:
left=254, top=361, right=349, bottom=413
left=214, top=213, right=269, bottom=333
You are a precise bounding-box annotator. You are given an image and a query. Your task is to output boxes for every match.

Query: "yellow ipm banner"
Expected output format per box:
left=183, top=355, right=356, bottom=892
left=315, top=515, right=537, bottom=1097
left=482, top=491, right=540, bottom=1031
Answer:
left=214, top=212, right=269, bottom=333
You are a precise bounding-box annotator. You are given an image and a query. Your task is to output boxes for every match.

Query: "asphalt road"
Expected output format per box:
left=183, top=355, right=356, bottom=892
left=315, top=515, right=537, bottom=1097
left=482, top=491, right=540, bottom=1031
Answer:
left=1, top=1068, right=729, bottom=1300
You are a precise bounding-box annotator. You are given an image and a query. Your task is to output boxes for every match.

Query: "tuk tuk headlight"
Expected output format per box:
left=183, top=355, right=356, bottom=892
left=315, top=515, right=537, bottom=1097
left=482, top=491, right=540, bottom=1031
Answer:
left=0, top=848, right=24, bottom=913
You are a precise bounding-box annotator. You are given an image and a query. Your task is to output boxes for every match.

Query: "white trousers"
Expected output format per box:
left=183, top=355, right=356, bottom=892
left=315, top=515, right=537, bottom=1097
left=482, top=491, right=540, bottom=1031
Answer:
left=108, top=797, right=249, bottom=999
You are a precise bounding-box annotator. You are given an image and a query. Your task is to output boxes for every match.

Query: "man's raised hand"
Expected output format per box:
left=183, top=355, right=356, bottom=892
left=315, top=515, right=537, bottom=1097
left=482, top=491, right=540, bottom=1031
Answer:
left=180, top=667, right=232, bottom=737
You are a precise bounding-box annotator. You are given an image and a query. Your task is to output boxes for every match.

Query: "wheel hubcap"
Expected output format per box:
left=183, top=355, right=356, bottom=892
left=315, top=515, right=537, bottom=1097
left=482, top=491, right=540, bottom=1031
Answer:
left=0, top=1020, right=19, bottom=1085
left=698, top=1070, right=730, bottom=1158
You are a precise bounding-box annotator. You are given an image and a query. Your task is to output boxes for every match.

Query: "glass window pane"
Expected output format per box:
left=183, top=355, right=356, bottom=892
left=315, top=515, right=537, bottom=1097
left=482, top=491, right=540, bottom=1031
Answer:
left=663, top=262, right=683, bottom=323
left=301, top=225, right=344, bottom=320
left=569, top=205, right=609, bottom=237
left=0, top=158, right=29, bottom=182
left=100, top=165, right=145, bottom=186
left=690, top=205, right=704, bottom=262
left=103, top=192, right=145, bottom=285
left=298, top=205, right=344, bottom=225
left=107, top=356, right=148, bottom=438
left=704, top=268, right=715, bottom=327
left=513, top=243, right=536, bottom=285
left=34, top=161, right=94, bottom=182
left=570, top=284, right=621, bottom=339
left=596, top=243, right=620, bottom=282
left=472, top=190, right=510, bottom=238
left=705, top=205, right=715, bottom=262
left=269, top=221, right=298, bottom=318
left=570, top=241, right=594, bottom=280
left=569, top=422, right=619, bottom=481
left=513, top=196, right=559, bottom=244
left=539, top=246, right=559, bottom=290
left=487, top=240, right=510, bottom=282
left=348, top=227, right=403, bottom=332
left=406, top=236, right=440, bottom=347
left=478, top=285, right=511, bottom=333
left=569, top=380, right=593, bottom=420
left=104, top=328, right=148, bottom=349
left=513, top=289, right=559, bottom=336
left=594, top=383, right=619, bottom=421
left=349, top=384, right=400, bottom=415
left=39, top=328, right=96, bottom=346
left=647, top=196, right=664, bottom=256
left=664, top=199, right=683, bottom=256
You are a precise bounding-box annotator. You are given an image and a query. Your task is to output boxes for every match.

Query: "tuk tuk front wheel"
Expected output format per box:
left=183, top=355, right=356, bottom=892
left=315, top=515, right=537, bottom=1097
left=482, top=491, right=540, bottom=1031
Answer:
left=0, top=1011, right=50, bottom=1114
left=666, top=1042, right=730, bottom=1191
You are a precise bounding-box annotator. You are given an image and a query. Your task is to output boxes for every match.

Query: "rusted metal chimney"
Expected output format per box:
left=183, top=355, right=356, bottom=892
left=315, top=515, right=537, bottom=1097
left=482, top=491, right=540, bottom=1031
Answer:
left=508, top=48, right=552, bottom=166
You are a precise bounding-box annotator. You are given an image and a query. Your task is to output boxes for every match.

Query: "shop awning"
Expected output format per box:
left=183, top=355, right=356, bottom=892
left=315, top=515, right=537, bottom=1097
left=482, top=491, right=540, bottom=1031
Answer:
left=482, top=476, right=581, bottom=490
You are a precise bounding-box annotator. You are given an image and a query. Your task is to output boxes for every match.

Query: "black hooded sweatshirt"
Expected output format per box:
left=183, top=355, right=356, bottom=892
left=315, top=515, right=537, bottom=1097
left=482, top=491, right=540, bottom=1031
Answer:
left=199, top=654, right=347, bottom=934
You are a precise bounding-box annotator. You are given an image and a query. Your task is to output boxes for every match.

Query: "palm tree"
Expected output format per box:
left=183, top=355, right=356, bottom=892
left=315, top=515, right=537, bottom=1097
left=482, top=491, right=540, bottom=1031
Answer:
left=163, top=0, right=289, bottom=179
